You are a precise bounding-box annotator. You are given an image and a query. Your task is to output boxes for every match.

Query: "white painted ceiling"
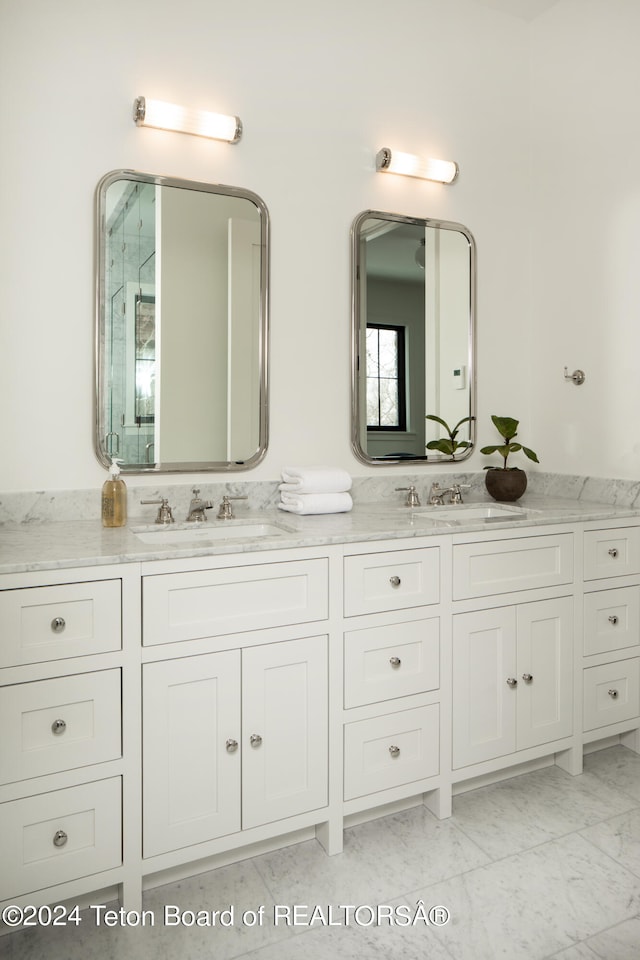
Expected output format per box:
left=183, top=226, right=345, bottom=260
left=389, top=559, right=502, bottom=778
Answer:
left=469, top=0, right=560, bottom=21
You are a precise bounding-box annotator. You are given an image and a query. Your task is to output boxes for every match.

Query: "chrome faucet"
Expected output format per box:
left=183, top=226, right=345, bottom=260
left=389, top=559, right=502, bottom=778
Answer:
left=428, top=482, right=470, bottom=505
left=428, top=482, right=447, bottom=505
left=186, top=488, right=214, bottom=522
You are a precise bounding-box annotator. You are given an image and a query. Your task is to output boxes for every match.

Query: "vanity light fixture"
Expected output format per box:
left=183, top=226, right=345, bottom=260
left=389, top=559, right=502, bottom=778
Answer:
left=133, top=96, right=242, bottom=143
left=376, top=147, right=458, bottom=184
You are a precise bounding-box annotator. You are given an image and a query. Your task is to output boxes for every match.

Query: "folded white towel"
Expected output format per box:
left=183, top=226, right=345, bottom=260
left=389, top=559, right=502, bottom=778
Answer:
left=278, top=492, right=353, bottom=515
left=280, top=465, right=352, bottom=495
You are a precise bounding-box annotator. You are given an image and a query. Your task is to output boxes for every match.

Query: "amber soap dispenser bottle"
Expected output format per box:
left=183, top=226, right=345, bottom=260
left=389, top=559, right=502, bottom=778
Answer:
left=102, top=458, right=127, bottom=527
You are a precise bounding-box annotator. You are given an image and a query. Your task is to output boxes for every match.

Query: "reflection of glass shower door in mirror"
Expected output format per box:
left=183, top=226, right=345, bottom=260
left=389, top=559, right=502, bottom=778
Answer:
left=351, top=211, right=475, bottom=466
left=96, top=170, right=269, bottom=472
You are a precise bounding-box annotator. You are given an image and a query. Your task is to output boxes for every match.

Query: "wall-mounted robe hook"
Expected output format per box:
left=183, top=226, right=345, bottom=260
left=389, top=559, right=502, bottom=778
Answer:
left=564, top=367, right=586, bottom=385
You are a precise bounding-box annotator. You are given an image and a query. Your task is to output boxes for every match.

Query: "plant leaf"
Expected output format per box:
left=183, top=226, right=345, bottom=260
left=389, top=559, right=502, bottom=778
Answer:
left=480, top=444, right=500, bottom=455
left=425, top=414, right=450, bottom=431
left=491, top=415, right=519, bottom=441
left=426, top=439, right=455, bottom=455
left=522, top=446, right=539, bottom=463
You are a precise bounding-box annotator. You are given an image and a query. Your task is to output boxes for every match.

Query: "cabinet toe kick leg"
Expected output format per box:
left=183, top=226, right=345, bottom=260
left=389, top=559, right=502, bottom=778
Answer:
left=315, top=818, right=344, bottom=856
left=554, top=747, right=582, bottom=777
left=423, top=786, right=452, bottom=820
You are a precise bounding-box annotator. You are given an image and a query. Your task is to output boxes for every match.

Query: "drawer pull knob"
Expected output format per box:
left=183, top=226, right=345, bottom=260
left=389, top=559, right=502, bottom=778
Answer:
left=608, top=548, right=619, bottom=558
left=522, top=673, right=533, bottom=683
left=389, top=745, right=401, bottom=757
left=225, top=738, right=238, bottom=752
left=506, top=677, right=518, bottom=687
left=608, top=688, right=620, bottom=699
left=53, top=830, right=68, bottom=848
left=608, top=615, right=619, bottom=625
left=250, top=733, right=263, bottom=747
left=389, top=656, right=402, bottom=668
left=51, top=719, right=67, bottom=735
left=389, top=576, right=401, bottom=588
left=51, top=617, right=66, bottom=634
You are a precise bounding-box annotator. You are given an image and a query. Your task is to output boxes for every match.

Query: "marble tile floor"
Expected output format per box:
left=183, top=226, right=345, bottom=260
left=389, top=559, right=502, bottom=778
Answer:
left=5, top=744, right=640, bottom=960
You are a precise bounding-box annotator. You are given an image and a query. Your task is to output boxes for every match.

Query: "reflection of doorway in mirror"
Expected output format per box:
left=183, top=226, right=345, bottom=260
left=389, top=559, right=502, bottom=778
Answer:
left=228, top=218, right=261, bottom=462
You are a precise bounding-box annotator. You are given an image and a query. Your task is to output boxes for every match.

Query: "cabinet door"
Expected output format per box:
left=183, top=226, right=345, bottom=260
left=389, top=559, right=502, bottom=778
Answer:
left=242, top=635, right=328, bottom=829
left=143, top=650, right=241, bottom=858
left=452, top=607, right=517, bottom=769
left=516, top=597, right=573, bottom=750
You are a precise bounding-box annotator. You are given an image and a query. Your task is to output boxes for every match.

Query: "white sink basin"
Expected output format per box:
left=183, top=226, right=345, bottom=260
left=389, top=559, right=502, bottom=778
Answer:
left=133, top=521, right=289, bottom=545
left=413, top=504, right=529, bottom=523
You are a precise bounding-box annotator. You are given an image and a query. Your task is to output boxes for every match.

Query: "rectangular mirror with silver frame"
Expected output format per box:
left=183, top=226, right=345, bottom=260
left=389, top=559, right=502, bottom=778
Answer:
left=351, top=210, right=476, bottom=465
left=95, top=170, right=269, bottom=473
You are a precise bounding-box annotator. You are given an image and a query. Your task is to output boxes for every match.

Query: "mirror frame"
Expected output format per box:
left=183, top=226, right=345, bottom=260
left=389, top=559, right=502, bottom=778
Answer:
left=350, top=209, right=476, bottom=466
left=95, top=169, right=270, bottom=473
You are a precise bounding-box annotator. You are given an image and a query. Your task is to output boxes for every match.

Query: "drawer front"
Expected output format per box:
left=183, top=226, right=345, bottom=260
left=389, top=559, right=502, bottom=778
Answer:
left=583, top=527, right=640, bottom=581
left=452, top=534, right=573, bottom=600
left=344, top=617, right=439, bottom=708
left=142, top=559, right=328, bottom=646
left=344, top=548, right=439, bottom=617
left=343, top=704, right=439, bottom=800
left=584, top=586, right=640, bottom=657
left=0, top=580, right=121, bottom=668
left=0, top=777, right=122, bottom=900
left=0, top=670, right=122, bottom=785
left=583, top=659, right=640, bottom=732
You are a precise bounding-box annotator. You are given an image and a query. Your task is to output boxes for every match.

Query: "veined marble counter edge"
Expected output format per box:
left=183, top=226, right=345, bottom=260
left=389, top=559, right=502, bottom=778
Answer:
left=1, top=471, right=640, bottom=576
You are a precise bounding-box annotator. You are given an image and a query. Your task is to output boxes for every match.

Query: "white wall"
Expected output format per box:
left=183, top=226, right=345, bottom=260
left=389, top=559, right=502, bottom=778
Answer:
left=0, top=0, right=533, bottom=492
left=529, top=0, right=640, bottom=479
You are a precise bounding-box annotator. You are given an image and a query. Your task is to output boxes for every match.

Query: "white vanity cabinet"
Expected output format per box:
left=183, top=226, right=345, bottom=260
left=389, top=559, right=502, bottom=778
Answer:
left=0, top=567, right=129, bottom=913
left=143, top=634, right=328, bottom=858
left=452, top=597, right=573, bottom=768
left=2, top=510, right=640, bottom=926
left=582, top=525, right=640, bottom=739
left=139, top=550, right=330, bottom=871
left=341, top=544, right=443, bottom=813
left=451, top=531, right=575, bottom=774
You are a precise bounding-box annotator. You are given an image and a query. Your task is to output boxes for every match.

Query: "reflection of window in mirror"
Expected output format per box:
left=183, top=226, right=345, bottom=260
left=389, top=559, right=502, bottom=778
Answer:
left=351, top=210, right=475, bottom=465
left=366, top=323, right=406, bottom=430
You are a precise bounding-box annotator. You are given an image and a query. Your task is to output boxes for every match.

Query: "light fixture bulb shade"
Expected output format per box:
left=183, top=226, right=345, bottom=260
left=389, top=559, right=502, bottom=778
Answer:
left=376, top=147, right=458, bottom=184
left=134, top=96, right=242, bottom=143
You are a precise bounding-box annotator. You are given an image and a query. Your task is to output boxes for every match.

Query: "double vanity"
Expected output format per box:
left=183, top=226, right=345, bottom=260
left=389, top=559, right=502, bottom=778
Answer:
left=1, top=492, right=640, bottom=920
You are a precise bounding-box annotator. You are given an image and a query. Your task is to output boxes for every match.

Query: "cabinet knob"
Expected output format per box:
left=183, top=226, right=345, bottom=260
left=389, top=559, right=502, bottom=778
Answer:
left=51, top=617, right=66, bottom=634
left=225, top=738, right=238, bottom=752
left=389, top=576, right=401, bottom=588
left=389, top=656, right=402, bottom=668
left=522, top=673, right=533, bottom=683
left=250, top=733, right=263, bottom=747
left=608, top=547, right=619, bottom=558
left=53, top=829, right=68, bottom=848
left=388, top=744, right=401, bottom=757
left=506, top=677, right=518, bottom=687
left=608, top=615, right=619, bottom=625
left=51, top=719, right=67, bottom=735
left=608, top=688, right=619, bottom=699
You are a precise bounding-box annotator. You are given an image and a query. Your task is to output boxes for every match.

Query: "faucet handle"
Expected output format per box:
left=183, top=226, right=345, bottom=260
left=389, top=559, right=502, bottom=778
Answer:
left=450, top=483, right=471, bottom=504
left=140, top=498, right=175, bottom=524
left=217, top=495, right=248, bottom=520
left=395, top=486, right=421, bottom=507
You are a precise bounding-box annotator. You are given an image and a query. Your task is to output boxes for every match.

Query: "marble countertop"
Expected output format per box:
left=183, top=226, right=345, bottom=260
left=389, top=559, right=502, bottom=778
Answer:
left=1, top=495, right=640, bottom=576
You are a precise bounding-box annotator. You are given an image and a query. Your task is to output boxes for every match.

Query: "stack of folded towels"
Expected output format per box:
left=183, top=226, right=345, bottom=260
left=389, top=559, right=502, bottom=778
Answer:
left=278, top=466, right=353, bottom=515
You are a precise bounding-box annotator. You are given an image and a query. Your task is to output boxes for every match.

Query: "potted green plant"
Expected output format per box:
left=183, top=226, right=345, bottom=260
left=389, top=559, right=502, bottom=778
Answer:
left=480, top=415, right=539, bottom=501
left=425, top=414, right=474, bottom=460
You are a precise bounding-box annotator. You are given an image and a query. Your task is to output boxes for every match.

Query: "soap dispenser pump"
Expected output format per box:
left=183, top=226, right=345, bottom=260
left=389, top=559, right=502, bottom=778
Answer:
left=102, top=458, right=127, bottom=528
